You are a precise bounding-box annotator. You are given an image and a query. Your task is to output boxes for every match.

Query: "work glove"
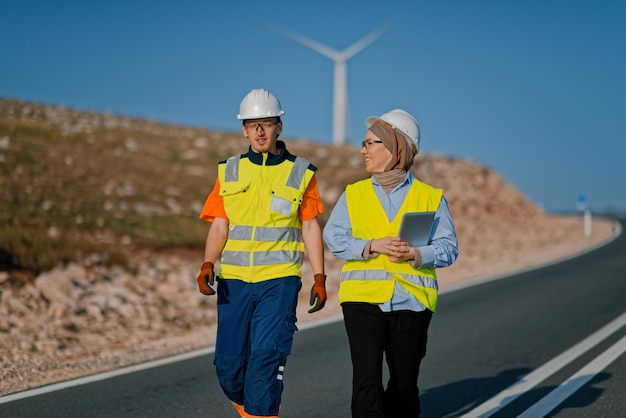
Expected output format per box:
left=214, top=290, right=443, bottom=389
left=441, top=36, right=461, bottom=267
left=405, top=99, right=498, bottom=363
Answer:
left=308, top=273, right=327, bottom=313
left=196, top=261, right=216, bottom=295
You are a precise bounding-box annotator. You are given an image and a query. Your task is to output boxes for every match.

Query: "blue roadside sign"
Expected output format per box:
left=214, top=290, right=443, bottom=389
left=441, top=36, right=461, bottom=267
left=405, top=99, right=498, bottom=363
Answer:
left=576, top=194, right=588, bottom=211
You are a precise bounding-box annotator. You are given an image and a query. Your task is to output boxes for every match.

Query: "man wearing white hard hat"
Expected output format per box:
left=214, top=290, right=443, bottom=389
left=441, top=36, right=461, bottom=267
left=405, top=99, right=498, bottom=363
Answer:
left=324, top=109, right=458, bottom=417
left=197, top=88, right=327, bottom=417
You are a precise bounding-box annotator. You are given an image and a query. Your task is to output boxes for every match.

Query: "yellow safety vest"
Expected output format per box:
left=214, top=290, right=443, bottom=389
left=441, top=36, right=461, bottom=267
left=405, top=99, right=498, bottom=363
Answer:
left=218, top=149, right=315, bottom=282
left=338, top=177, right=443, bottom=311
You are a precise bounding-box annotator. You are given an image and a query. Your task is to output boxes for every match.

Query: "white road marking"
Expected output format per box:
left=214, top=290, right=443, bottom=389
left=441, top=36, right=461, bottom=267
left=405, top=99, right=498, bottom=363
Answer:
left=461, top=311, right=626, bottom=418
left=0, top=347, right=215, bottom=404
left=518, top=333, right=626, bottom=417
left=0, top=314, right=346, bottom=405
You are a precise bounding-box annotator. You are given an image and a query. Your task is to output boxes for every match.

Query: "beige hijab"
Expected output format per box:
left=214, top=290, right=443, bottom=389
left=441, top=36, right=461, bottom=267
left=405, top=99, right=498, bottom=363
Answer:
left=369, top=122, right=417, bottom=193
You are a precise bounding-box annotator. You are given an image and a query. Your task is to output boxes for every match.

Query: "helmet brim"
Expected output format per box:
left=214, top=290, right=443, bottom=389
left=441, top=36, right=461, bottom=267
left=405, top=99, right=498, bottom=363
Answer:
left=365, top=115, right=386, bottom=130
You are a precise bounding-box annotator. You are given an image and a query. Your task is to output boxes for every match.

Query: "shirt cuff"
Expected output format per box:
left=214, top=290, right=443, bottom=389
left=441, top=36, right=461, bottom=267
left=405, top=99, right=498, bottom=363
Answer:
left=356, top=240, right=375, bottom=259
left=362, top=240, right=379, bottom=258
left=417, top=245, right=436, bottom=267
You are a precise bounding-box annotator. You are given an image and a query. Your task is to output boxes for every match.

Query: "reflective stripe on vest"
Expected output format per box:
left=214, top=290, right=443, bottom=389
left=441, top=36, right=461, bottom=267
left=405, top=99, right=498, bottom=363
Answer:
left=218, top=154, right=314, bottom=282
left=338, top=177, right=443, bottom=311
left=222, top=249, right=304, bottom=266
left=228, top=225, right=303, bottom=242
left=224, top=155, right=241, bottom=182
left=342, top=268, right=438, bottom=290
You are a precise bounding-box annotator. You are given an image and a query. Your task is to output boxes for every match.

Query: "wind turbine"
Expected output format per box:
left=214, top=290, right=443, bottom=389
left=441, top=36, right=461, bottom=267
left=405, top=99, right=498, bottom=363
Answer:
left=264, top=19, right=401, bottom=146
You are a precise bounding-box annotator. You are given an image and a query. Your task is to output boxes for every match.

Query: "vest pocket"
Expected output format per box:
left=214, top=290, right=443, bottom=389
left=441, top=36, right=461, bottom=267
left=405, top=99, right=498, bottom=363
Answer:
left=219, top=181, right=250, bottom=197
left=270, top=186, right=302, bottom=217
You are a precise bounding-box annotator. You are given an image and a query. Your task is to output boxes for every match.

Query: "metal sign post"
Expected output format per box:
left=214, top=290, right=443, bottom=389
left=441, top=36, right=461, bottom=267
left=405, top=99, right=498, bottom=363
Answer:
left=577, top=194, right=592, bottom=238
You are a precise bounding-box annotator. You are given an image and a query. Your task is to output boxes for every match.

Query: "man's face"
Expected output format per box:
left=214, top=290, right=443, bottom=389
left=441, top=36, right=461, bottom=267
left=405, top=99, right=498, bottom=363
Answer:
left=241, top=118, right=282, bottom=153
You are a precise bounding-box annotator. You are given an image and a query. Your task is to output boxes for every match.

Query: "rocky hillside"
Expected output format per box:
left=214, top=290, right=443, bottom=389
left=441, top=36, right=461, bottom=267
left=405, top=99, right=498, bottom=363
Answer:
left=0, top=98, right=614, bottom=395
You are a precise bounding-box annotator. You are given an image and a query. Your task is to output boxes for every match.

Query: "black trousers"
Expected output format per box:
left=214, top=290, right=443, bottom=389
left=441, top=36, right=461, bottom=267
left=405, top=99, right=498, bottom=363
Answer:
left=342, top=302, right=433, bottom=418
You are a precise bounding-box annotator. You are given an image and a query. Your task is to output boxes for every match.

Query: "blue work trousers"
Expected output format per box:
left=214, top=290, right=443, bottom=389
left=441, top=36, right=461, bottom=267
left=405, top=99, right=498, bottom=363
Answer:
left=214, top=276, right=301, bottom=416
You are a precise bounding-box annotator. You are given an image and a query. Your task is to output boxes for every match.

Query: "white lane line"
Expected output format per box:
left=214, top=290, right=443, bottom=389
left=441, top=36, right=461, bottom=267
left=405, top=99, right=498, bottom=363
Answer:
left=461, top=311, right=626, bottom=418
left=518, top=333, right=626, bottom=418
left=0, top=315, right=346, bottom=405
left=0, top=347, right=215, bottom=404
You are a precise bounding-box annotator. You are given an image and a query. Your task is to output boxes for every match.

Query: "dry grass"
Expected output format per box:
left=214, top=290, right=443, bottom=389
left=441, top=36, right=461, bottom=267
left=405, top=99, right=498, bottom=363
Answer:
left=0, top=99, right=369, bottom=273
left=1, top=99, right=226, bottom=271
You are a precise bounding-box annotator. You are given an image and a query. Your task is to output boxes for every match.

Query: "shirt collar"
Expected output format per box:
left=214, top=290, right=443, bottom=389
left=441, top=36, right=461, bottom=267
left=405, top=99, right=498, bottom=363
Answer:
left=245, top=140, right=290, bottom=165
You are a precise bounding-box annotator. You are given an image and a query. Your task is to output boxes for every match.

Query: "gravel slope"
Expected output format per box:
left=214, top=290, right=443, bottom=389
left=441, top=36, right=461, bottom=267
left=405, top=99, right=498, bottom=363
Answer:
left=0, top=216, right=618, bottom=397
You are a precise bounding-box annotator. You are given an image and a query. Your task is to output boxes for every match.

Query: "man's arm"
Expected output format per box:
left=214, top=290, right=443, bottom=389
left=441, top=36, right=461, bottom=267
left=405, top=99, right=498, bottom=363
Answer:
left=204, top=216, right=229, bottom=263
left=302, top=218, right=324, bottom=275
left=302, top=217, right=327, bottom=313
left=196, top=216, right=229, bottom=295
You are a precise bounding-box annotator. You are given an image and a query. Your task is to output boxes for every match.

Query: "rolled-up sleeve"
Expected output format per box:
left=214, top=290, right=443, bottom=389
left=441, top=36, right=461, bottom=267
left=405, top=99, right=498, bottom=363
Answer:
left=323, top=192, right=370, bottom=260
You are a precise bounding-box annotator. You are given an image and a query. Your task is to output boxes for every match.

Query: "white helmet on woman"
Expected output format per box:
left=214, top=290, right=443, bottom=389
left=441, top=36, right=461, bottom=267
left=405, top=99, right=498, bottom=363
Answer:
left=237, top=88, right=285, bottom=120
left=366, top=109, right=420, bottom=154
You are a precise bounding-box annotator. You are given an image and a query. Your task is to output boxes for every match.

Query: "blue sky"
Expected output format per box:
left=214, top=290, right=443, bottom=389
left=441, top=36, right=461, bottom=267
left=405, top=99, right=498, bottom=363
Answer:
left=2, top=0, right=625, bottom=213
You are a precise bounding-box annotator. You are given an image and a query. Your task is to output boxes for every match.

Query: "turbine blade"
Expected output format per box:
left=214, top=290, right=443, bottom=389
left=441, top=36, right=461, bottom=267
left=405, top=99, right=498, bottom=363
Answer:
left=260, top=23, right=341, bottom=61
left=341, top=15, right=404, bottom=60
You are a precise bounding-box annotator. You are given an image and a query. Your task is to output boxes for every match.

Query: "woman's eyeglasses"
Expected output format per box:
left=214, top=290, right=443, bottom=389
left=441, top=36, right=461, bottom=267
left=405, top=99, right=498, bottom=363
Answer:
left=361, top=139, right=383, bottom=149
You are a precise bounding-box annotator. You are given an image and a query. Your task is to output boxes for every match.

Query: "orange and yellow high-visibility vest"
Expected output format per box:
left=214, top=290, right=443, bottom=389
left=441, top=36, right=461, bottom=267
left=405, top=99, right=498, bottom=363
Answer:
left=218, top=152, right=315, bottom=282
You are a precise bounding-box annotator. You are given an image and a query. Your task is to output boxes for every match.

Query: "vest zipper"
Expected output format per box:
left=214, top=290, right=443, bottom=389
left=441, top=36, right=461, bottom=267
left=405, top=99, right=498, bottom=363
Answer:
left=248, top=152, right=269, bottom=282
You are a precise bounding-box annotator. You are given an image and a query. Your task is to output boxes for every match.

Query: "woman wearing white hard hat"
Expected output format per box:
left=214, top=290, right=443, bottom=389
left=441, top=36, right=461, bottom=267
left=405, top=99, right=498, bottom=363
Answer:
left=323, top=109, right=458, bottom=418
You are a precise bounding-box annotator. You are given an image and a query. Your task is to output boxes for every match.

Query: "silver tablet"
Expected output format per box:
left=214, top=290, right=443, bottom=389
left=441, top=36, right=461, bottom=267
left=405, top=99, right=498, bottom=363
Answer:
left=398, top=211, right=436, bottom=247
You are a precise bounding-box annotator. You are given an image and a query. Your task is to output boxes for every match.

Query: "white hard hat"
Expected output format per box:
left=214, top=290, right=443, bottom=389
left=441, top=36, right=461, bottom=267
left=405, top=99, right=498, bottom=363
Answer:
left=237, top=88, right=285, bottom=120
left=366, top=109, right=420, bottom=154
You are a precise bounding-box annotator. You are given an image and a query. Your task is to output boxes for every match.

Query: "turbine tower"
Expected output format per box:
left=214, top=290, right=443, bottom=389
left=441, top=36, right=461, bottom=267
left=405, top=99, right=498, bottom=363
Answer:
left=266, top=19, right=400, bottom=146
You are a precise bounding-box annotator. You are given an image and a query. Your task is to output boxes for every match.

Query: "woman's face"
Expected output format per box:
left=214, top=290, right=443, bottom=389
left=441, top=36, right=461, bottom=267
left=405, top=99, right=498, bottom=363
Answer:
left=360, top=130, right=392, bottom=173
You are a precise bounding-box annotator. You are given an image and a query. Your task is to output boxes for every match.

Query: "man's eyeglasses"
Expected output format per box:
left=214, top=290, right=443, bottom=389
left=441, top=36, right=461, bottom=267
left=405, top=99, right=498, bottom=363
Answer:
left=361, top=139, right=384, bottom=149
left=244, top=120, right=278, bottom=130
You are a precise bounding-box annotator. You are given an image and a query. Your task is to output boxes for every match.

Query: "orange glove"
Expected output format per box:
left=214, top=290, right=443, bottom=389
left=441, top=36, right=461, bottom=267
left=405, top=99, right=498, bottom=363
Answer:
left=196, top=261, right=216, bottom=295
left=308, top=273, right=327, bottom=313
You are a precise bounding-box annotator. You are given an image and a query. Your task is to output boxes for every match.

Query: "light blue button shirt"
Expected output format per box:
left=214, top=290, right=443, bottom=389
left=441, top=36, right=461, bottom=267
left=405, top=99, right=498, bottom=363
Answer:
left=323, top=171, right=459, bottom=312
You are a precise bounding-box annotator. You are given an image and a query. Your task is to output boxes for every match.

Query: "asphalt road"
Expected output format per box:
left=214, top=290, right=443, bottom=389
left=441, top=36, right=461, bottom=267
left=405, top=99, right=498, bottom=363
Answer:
left=2, top=219, right=625, bottom=418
